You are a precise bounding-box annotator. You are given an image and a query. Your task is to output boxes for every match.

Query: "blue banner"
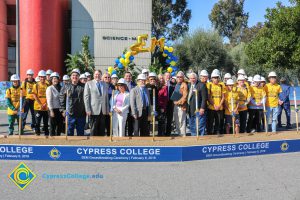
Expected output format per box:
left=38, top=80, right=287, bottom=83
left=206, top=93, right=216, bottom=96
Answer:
left=0, top=139, right=299, bottom=162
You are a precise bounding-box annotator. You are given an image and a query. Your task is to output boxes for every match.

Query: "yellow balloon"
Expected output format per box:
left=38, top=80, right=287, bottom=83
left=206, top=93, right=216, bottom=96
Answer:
left=169, top=47, right=174, bottom=52
left=125, top=52, right=131, bottom=58
left=167, top=67, right=173, bottom=73
left=164, top=46, right=168, bottom=51
left=108, top=66, right=113, bottom=73
left=163, top=53, right=167, bottom=57
left=120, top=58, right=125, bottom=64
left=170, top=61, right=176, bottom=66
left=125, top=59, right=130, bottom=64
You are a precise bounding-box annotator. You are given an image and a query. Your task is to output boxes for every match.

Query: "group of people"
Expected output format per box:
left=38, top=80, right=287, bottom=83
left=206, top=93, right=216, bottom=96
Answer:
left=5, top=67, right=293, bottom=137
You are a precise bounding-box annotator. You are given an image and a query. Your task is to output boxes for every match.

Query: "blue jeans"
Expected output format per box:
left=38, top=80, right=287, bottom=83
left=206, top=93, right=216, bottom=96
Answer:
left=189, top=113, right=206, bottom=136
left=68, top=116, right=85, bottom=136
left=266, top=107, right=279, bottom=133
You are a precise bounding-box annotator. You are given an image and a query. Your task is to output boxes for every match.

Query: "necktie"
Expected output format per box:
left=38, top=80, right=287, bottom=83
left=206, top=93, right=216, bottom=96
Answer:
left=142, top=88, right=149, bottom=107
left=97, top=82, right=102, bottom=96
left=188, top=85, right=194, bottom=104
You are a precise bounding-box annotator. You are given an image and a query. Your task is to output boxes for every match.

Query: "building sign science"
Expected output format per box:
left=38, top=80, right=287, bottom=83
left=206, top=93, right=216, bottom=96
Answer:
left=0, top=139, right=299, bottom=162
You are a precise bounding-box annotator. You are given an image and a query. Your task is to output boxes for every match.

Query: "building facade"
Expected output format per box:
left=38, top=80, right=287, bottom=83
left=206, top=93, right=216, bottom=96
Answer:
left=0, top=0, right=152, bottom=81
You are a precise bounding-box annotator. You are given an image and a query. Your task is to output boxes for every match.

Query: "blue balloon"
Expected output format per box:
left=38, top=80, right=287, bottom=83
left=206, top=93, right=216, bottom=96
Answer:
left=129, top=55, right=134, bottom=61
left=166, top=59, right=171, bottom=64
left=118, top=63, right=123, bottom=69
left=112, top=70, right=117, bottom=75
left=164, top=50, right=169, bottom=54
left=171, top=72, right=176, bottom=76
left=115, top=58, right=120, bottom=64
left=173, top=67, right=178, bottom=71
left=173, top=56, right=179, bottom=62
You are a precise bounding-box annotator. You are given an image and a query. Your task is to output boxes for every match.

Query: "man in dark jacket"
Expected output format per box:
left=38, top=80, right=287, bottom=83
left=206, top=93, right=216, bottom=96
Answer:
left=164, top=72, right=175, bottom=136
left=60, top=69, right=86, bottom=136
left=187, top=72, right=208, bottom=136
left=278, top=77, right=292, bottom=129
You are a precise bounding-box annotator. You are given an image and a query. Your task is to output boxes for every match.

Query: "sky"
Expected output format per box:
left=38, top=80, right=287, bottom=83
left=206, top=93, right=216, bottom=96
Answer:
left=187, top=0, right=292, bottom=32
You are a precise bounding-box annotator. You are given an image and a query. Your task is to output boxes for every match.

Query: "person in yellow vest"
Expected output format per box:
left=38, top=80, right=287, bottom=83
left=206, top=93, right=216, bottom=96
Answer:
left=247, top=75, right=266, bottom=133
left=224, top=79, right=240, bottom=134
left=6, top=74, right=26, bottom=135
left=264, top=71, right=282, bottom=133
left=46, top=69, right=53, bottom=85
left=21, top=69, right=36, bottom=130
left=207, top=70, right=226, bottom=135
left=32, top=70, right=49, bottom=136
left=236, top=75, right=251, bottom=133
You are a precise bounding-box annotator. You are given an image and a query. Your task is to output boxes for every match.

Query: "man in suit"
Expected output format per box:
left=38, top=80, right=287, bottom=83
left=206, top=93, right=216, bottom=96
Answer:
left=130, top=74, right=151, bottom=136
left=164, top=72, right=175, bottom=136
left=124, top=71, right=136, bottom=136
left=84, top=70, right=109, bottom=136
left=187, top=72, right=208, bottom=136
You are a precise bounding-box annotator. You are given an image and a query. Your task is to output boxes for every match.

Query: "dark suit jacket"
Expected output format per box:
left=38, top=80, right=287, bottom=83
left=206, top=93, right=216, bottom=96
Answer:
left=187, top=81, right=208, bottom=116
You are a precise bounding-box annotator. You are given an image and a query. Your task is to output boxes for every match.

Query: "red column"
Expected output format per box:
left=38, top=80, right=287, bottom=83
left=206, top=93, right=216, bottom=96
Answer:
left=20, top=0, right=68, bottom=79
left=0, top=0, right=8, bottom=81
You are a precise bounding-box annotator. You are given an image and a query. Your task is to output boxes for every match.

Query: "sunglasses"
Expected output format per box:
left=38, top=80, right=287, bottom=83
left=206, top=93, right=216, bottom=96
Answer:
left=176, top=76, right=183, bottom=78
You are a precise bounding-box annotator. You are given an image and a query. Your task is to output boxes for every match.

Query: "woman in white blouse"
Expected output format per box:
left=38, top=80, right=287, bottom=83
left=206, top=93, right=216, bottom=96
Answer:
left=111, top=78, right=130, bottom=137
left=46, top=72, right=63, bottom=136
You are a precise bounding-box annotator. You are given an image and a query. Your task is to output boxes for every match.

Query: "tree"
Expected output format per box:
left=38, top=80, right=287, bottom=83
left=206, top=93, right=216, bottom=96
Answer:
left=152, top=0, right=191, bottom=41
left=174, top=29, right=233, bottom=75
left=65, top=35, right=95, bottom=74
left=240, top=22, right=264, bottom=43
left=246, top=0, right=300, bottom=80
left=209, top=0, right=249, bottom=45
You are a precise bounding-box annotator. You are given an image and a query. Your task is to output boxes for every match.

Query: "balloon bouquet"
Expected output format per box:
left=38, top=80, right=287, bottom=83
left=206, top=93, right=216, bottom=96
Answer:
left=107, top=34, right=179, bottom=76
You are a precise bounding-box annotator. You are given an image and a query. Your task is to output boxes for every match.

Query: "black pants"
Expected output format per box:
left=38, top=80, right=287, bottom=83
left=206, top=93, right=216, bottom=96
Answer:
left=105, top=115, right=110, bottom=136
left=158, top=112, right=167, bottom=136
left=49, top=109, right=63, bottom=136
left=35, top=110, right=49, bottom=135
left=207, top=109, right=224, bottom=134
left=239, top=110, right=248, bottom=133
left=90, top=112, right=105, bottom=136
left=126, top=113, right=134, bottom=136
left=165, top=101, right=174, bottom=136
left=23, top=99, right=36, bottom=128
left=247, top=109, right=262, bottom=132
left=134, top=108, right=150, bottom=136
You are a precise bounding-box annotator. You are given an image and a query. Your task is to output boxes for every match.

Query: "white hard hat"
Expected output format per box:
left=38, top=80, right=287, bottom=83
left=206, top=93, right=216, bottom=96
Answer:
left=137, top=74, right=146, bottom=80
left=211, top=71, right=220, bottom=78
left=268, top=71, right=277, bottom=77
left=35, top=76, right=40, bottom=82
left=142, top=69, right=149, bottom=74
left=50, top=72, right=60, bottom=79
left=261, top=76, right=266, bottom=82
left=117, top=78, right=126, bottom=85
left=212, top=69, right=220, bottom=73
left=248, top=76, right=253, bottom=82
left=149, top=72, right=157, bottom=77
left=200, top=70, right=208, bottom=77
left=46, top=69, right=53, bottom=75
left=237, top=75, right=245, bottom=81
left=71, top=68, right=80, bottom=75
left=172, top=76, right=176, bottom=80
left=111, top=74, right=118, bottom=79
left=84, top=72, right=91, bottom=77
left=226, top=79, right=234, bottom=85
left=26, top=69, right=34, bottom=75
left=253, top=74, right=261, bottom=82
left=38, top=70, right=46, bottom=77
left=63, top=75, right=70, bottom=81
left=237, top=69, right=246, bottom=75
left=79, top=74, right=87, bottom=79
left=224, top=73, right=231, bottom=79
left=10, top=74, right=20, bottom=81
